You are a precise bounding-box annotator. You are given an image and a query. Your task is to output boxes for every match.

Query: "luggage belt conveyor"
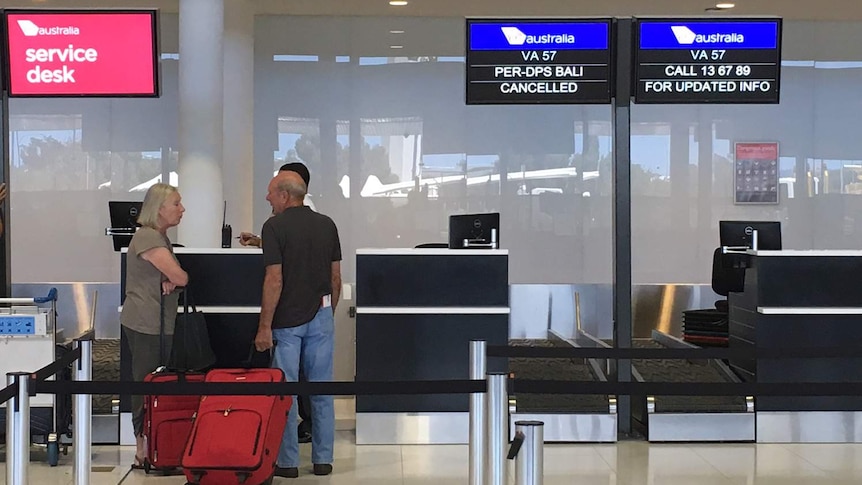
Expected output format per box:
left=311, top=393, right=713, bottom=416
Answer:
left=629, top=330, right=754, bottom=442
left=508, top=330, right=618, bottom=442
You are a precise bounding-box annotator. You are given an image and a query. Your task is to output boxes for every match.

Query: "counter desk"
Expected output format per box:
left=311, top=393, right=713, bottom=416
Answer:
left=354, top=248, right=510, bottom=444
left=729, top=249, right=862, bottom=442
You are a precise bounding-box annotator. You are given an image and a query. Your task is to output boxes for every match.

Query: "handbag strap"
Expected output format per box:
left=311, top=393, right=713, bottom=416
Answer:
left=182, top=285, right=197, bottom=313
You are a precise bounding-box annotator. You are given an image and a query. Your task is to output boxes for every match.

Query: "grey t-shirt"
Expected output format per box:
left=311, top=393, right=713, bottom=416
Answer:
left=120, top=227, right=180, bottom=336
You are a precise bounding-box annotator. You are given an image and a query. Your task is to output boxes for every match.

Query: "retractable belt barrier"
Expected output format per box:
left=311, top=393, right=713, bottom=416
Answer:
left=486, top=344, right=862, bottom=359
left=7, top=344, right=862, bottom=405
left=8, top=341, right=862, bottom=485
left=11, top=378, right=862, bottom=399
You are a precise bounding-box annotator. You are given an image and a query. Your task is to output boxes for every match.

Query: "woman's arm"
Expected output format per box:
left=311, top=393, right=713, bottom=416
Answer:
left=140, top=247, right=189, bottom=286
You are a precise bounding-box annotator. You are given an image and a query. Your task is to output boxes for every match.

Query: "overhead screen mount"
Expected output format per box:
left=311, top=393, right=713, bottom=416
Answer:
left=465, top=17, right=782, bottom=106
left=2, top=8, right=161, bottom=98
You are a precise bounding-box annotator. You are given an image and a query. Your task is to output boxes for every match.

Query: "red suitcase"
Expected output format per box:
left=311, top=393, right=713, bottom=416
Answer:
left=182, top=368, right=291, bottom=485
left=142, top=371, right=205, bottom=474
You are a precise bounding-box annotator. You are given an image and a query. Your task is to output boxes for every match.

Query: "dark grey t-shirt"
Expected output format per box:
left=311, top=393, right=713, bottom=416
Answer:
left=261, top=206, right=341, bottom=328
left=120, top=227, right=180, bottom=335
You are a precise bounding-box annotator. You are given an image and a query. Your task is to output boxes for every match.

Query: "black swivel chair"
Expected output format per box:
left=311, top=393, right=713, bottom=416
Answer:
left=681, top=248, right=745, bottom=346
left=710, top=247, right=746, bottom=313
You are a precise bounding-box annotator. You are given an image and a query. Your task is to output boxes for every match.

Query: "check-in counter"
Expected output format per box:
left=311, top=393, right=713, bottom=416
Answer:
left=119, top=248, right=264, bottom=443
left=355, top=248, right=509, bottom=444
left=728, top=249, right=862, bottom=442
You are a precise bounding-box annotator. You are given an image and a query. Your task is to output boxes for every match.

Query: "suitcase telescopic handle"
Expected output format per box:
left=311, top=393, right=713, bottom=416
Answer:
left=243, top=342, right=274, bottom=368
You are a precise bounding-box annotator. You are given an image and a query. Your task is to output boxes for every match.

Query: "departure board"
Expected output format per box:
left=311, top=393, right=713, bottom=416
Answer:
left=466, top=19, right=612, bottom=104
left=635, top=18, right=782, bottom=104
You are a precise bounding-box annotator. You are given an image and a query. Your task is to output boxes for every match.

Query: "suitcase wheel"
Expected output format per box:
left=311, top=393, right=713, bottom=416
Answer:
left=143, top=460, right=151, bottom=474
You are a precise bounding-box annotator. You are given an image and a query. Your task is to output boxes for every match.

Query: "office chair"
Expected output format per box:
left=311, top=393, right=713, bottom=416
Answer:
left=710, top=247, right=745, bottom=313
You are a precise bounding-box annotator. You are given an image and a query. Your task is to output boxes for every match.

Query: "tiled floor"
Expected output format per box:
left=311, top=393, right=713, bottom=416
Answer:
left=5, top=432, right=862, bottom=484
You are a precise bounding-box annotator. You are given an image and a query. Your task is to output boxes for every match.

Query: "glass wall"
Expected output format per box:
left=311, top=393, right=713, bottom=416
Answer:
left=8, top=15, right=179, bottom=283
left=9, top=14, right=862, bottom=291
left=253, top=16, right=614, bottom=284
left=631, top=21, right=862, bottom=285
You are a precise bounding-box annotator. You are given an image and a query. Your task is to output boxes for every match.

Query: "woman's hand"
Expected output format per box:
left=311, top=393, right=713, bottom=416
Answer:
left=162, top=280, right=177, bottom=295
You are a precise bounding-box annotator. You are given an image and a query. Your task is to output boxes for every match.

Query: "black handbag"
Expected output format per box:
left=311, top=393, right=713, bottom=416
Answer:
left=168, top=287, right=217, bottom=371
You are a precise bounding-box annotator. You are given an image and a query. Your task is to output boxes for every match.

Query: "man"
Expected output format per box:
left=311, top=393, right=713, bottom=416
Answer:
left=240, top=162, right=315, bottom=444
left=239, top=162, right=312, bottom=247
left=254, top=171, right=341, bottom=478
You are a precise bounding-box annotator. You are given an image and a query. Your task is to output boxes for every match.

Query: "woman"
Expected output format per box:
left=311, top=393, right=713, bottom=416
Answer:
left=119, top=183, right=188, bottom=469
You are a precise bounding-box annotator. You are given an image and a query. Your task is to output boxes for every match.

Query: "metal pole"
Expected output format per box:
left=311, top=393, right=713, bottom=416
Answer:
left=612, top=17, right=634, bottom=437
left=6, top=372, right=30, bottom=485
left=514, top=421, right=544, bottom=485
left=74, top=339, right=93, bottom=485
left=484, top=373, right=506, bottom=485
left=469, top=341, right=487, bottom=485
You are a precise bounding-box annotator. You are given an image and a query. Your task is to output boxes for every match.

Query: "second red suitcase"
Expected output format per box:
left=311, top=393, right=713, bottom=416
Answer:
left=143, top=371, right=205, bottom=474
left=182, top=368, right=291, bottom=485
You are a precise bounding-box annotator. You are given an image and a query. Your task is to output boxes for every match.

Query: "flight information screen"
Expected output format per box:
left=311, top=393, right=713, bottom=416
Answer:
left=635, top=18, right=782, bottom=104
left=466, top=19, right=613, bottom=104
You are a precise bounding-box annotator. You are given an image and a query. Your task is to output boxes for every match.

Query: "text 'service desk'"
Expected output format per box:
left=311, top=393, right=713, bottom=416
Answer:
left=728, top=250, right=862, bottom=442
left=355, top=248, right=509, bottom=444
left=119, top=248, right=264, bottom=443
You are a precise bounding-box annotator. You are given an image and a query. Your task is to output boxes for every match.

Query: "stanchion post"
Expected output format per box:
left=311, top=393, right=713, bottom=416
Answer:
left=484, top=372, right=506, bottom=485
left=74, top=339, right=93, bottom=485
left=514, top=421, right=544, bottom=485
left=6, top=372, right=31, bottom=485
left=469, top=340, right=487, bottom=485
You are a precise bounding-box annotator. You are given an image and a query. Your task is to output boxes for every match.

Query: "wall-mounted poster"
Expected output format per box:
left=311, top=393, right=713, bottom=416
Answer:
left=734, top=142, right=779, bottom=205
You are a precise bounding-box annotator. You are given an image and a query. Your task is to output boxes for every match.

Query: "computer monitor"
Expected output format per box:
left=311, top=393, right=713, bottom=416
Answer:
left=108, top=201, right=143, bottom=251
left=718, top=220, right=781, bottom=271
left=448, top=213, right=500, bottom=249
left=719, top=220, right=782, bottom=251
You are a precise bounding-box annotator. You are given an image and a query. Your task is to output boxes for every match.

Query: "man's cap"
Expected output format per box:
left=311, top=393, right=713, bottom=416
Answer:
left=279, top=162, right=310, bottom=188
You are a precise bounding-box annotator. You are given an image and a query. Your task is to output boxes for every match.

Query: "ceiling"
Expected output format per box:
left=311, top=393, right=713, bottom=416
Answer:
left=2, top=0, right=862, bottom=21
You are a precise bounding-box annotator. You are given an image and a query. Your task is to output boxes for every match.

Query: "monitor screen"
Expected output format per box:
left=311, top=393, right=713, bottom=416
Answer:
left=4, top=9, right=160, bottom=97
left=108, top=201, right=142, bottom=251
left=719, top=220, right=782, bottom=251
left=449, top=213, right=500, bottom=249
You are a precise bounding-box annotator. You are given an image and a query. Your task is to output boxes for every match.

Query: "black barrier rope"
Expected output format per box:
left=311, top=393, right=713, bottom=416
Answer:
left=0, top=382, right=15, bottom=405
left=486, top=345, right=862, bottom=360
left=511, top=379, right=862, bottom=397
left=29, top=377, right=862, bottom=398
left=34, top=379, right=486, bottom=397
left=0, top=346, right=81, bottom=405
left=32, top=345, right=82, bottom=382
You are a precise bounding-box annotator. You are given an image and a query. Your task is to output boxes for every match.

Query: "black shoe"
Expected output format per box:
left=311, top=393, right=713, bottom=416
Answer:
left=274, top=466, right=299, bottom=478
left=313, top=463, right=332, bottom=476
left=298, top=430, right=312, bottom=443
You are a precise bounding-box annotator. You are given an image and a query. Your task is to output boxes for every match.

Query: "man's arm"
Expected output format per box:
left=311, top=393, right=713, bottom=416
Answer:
left=239, top=232, right=262, bottom=247
left=331, top=261, right=341, bottom=311
left=255, top=264, right=283, bottom=351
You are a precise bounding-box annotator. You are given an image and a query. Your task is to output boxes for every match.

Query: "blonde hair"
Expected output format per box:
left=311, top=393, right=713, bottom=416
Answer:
left=137, top=183, right=178, bottom=229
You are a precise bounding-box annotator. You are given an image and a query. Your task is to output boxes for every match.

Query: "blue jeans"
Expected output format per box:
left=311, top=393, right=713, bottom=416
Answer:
left=272, top=305, right=335, bottom=468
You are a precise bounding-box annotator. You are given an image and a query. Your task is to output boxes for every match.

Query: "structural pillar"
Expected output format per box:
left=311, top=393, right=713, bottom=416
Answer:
left=178, top=0, right=225, bottom=247
left=222, top=0, right=254, bottom=238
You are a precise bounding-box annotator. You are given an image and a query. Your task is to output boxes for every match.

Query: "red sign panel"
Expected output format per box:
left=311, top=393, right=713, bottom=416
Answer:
left=734, top=142, right=780, bottom=205
left=5, top=10, right=159, bottom=97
